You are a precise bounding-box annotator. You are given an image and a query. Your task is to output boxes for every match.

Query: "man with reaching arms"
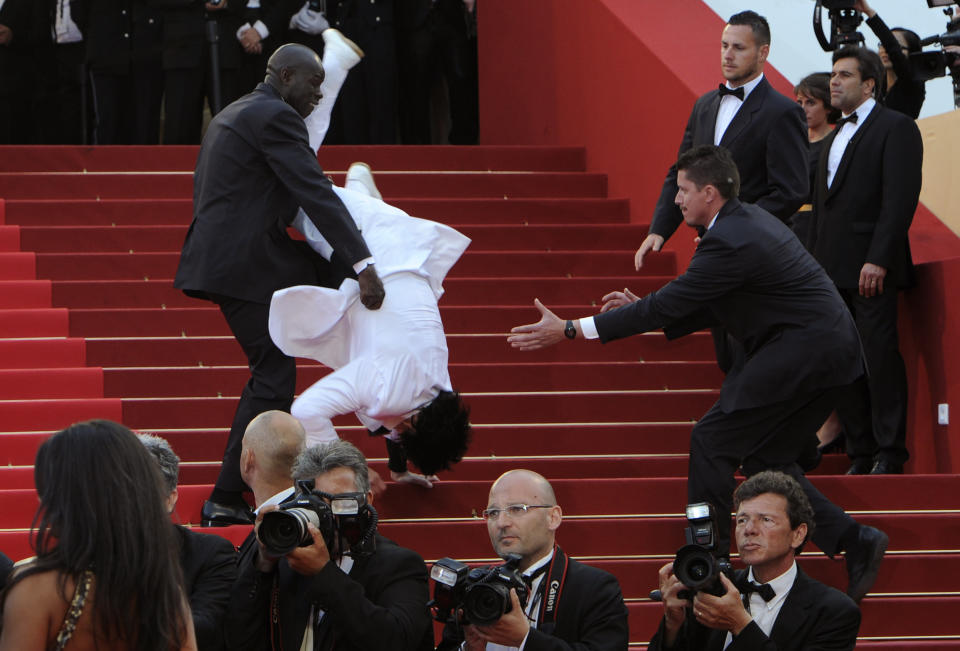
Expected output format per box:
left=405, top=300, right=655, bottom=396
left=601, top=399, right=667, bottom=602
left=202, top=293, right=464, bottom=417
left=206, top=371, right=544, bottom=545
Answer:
left=438, top=469, right=629, bottom=650
left=649, top=471, right=860, bottom=650
left=509, top=145, right=887, bottom=604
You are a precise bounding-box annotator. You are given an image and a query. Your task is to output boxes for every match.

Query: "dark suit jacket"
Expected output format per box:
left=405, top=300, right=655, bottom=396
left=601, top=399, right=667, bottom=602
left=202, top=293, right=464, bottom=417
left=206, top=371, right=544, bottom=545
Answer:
left=807, top=102, right=922, bottom=290
left=174, top=82, right=372, bottom=304
left=148, top=0, right=243, bottom=70
left=437, top=555, right=629, bottom=651
left=176, top=525, right=238, bottom=651
left=651, top=76, right=808, bottom=241
left=596, top=199, right=865, bottom=413
left=648, top=567, right=860, bottom=651
left=225, top=532, right=434, bottom=651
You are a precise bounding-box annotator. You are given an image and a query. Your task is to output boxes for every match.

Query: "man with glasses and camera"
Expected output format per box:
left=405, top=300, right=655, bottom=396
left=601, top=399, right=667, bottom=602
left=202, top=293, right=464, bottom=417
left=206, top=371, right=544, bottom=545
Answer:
left=225, top=436, right=434, bottom=651
left=437, top=469, right=628, bottom=651
left=649, top=471, right=860, bottom=651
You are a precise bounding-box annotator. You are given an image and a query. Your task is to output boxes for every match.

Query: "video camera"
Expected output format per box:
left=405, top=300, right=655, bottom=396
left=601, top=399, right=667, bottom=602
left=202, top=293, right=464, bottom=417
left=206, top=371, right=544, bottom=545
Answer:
left=911, top=1, right=960, bottom=98
left=429, top=554, right=530, bottom=627
left=257, top=479, right=378, bottom=558
left=813, top=0, right=865, bottom=51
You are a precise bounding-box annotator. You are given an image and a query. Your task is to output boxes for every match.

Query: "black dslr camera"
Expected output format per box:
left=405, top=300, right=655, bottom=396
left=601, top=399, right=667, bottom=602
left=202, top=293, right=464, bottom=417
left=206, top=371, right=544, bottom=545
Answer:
left=429, top=554, right=530, bottom=626
left=813, top=0, right=865, bottom=51
left=257, top=479, right=378, bottom=557
left=671, top=502, right=733, bottom=598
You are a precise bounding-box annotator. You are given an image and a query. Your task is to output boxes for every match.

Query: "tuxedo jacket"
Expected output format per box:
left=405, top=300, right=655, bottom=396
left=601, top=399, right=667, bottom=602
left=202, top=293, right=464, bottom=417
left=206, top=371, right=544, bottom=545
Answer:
left=225, top=532, right=434, bottom=651
left=651, top=77, right=808, bottom=242
left=807, top=103, right=923, bottom=290
left=596, top=199, right=865, bottom=413
left=176, top=525, right=238, bottom=651
left=436, top=555, right=629, bottom=651
left=174, top=82, right=372, bottom=305
left=648, top=567, right=860, bottom=651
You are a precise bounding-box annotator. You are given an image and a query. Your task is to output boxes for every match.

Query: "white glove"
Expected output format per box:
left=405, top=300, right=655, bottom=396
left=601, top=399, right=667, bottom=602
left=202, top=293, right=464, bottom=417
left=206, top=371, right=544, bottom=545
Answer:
left=289, top=2, right=329, bottom=35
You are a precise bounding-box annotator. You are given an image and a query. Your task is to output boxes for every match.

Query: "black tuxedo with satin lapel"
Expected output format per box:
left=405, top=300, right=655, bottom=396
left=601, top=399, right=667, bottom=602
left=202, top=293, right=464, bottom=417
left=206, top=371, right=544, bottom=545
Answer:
left=226, top=533, right=434, bottom=651
left=807, top=102, right=922, bottom=467
left=650, top=76, right=809, bottom=242
left=595, top=199, right=865, bottom=557
left=648, top=567, right=860, bottom=651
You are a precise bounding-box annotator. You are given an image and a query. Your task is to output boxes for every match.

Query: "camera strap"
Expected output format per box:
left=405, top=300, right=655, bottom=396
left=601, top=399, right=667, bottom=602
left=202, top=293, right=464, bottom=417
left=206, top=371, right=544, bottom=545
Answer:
left=536, top=544, right=569, bottom=634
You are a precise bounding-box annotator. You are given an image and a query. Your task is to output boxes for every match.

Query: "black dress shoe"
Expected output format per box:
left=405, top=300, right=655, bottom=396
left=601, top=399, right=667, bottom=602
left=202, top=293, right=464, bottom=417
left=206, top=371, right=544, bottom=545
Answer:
left=845, top=458, right=873, bottom=475
left=844, top=524, right=888, bottom=603
left=201, top=499, right=254, bottom=527
left=870, top=459, right=904, bottom=475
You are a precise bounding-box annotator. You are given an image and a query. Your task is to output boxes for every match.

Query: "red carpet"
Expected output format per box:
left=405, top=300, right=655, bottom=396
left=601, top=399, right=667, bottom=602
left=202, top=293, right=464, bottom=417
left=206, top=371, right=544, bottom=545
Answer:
left=1, top=145, right=957, bottom=648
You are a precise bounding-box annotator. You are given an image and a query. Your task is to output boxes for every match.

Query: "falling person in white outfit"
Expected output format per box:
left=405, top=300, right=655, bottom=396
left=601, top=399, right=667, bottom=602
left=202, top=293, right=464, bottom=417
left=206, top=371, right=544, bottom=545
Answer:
left=268, top=29, right=472, bottom=489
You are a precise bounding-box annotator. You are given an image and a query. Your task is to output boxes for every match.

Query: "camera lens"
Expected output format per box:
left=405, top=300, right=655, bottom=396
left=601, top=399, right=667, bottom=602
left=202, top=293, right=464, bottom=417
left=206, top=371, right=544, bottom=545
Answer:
left=463, top=583, right=510, bottom=625
left=674, top=544, right=718, bottom=591
left=258, top=508, right=319, bottom=555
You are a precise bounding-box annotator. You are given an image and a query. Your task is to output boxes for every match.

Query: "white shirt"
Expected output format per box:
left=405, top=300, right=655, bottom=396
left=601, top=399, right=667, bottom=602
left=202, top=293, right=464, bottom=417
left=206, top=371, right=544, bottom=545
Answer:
left=272, top=191, right=470, bottom=446
left=483, top=550, right=554, bottom=651
left=54, top=0, right=83, bottom=43
left=714, top=73, right=765, bottom=146
left=827, top=97, right=876, bottom=188
left=723, top=562, right=797, bottom=649
left=301, top=556, right=355, bottom=651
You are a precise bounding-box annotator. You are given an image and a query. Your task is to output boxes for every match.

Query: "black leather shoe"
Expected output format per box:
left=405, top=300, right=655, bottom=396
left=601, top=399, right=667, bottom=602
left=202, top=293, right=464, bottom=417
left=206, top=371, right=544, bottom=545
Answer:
left=844, top=525, right=888, bottom=603
left=869, top=459, right=904, bottom=474
left=201, top=500, right=254, bottom=527
left=845, top=458, right=873, bottom=475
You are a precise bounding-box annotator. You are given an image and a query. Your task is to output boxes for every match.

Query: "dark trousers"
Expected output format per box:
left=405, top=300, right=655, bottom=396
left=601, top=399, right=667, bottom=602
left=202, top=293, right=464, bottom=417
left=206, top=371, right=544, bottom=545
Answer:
left=328, top=26, right=397, bottom=144
left=688, top=382, right=862, bottom=558
left=162, top=64, right=240, bottom=144
left=211, top=295, right=297, bottom=494
left=89, top=62, right=164, bottom=144
left=397, top=10, right=478, bottom=145
left=837, top=287, right=908, bottom=465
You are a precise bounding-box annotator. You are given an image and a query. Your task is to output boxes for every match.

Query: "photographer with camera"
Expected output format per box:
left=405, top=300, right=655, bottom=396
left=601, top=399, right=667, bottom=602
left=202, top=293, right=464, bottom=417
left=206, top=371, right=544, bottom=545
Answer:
left=649, top=471, right=860, bottom=651
left=853, top=0, right=926, bottom=118
left=436, top=469, right=629, bottom=651
left=226, top=437, right=434, bottom=651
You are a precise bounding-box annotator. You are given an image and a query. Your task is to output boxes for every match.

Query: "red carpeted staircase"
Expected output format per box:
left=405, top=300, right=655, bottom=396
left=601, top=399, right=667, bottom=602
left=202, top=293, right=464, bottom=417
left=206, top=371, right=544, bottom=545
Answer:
left=1, top=145, right=958, bottom=648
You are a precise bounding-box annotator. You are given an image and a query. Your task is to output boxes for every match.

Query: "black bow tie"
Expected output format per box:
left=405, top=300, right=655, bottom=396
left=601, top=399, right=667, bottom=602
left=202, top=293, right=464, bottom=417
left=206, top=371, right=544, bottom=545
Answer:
left=718, top=84, right=745, bottom=100
left=836, top=112, right=859, bottom=128
left=741, top=579, right=776, bottom=602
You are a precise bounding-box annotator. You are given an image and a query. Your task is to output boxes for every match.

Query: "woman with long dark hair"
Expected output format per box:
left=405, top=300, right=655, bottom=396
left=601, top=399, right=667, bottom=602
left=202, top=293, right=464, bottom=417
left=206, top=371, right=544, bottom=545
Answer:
left=855, top=0, right=926, bottom=118
left=0, top=420, right=196, bottom=651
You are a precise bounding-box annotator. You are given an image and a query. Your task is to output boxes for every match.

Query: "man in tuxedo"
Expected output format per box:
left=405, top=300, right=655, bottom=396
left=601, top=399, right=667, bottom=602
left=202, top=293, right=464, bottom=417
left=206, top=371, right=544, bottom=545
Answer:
left=808, top=46, right=923, bottom=476
left=635, top=9, right=807, bottom=271
left=648, top=471, right=860, bottom=651
left=225, top=439, right=434, bottom=651
left=174, top=43, right=385, bottom=526
left=138, top=433, right=238, bottom=651
left=438, top=469, right=629, bottom=650
left=509, top=145, right=887, bottom=604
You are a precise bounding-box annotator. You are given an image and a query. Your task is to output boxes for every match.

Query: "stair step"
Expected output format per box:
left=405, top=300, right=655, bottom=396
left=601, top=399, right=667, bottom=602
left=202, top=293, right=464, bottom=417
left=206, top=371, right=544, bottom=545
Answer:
left=0, top=367, right=103, bottom=399
left=0, top=338, right=86, bottom=368
left=0, top=280, right=51, bottom=308
left=0, top=171, right=608, bottom=200
left=32, top=250, right=675, bottom=280
left=0, top=252, right=35, bottom=279
left=0, top=145, right=588, bottom=173
left=0, top=308, right=69, bottom=337
left=6, top=197, right=630, bottom=226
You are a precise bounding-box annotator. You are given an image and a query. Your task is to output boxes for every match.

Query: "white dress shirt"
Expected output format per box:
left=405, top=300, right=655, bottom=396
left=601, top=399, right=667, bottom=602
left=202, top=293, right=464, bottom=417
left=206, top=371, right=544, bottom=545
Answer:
left=723, top=561, right=797, bottom=649
left=827, top=97, right=876, bottom=188
left=714, top=73, right=765, bottom=146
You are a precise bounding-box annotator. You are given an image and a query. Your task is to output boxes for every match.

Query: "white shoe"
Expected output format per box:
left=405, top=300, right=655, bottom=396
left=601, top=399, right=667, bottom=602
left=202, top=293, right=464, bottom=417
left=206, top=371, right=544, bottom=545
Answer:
left=322, top=28, right=364, bottom=70
left=346, top=162, right=382, bottom=200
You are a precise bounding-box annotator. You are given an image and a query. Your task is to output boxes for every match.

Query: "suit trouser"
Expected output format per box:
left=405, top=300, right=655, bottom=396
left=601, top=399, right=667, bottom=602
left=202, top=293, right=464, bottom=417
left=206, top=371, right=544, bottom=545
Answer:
left=836, top=287, right=909, bottom=465
left=688, top=381, right=862, bottom=558
left=211, top=294, right=297, bottom=494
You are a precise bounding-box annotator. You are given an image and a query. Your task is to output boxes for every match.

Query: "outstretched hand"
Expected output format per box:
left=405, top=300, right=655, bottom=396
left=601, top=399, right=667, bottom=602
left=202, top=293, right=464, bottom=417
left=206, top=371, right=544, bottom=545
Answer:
left=508, top=299, right=566, bottom=351
left=635, top=233, right=664, bottom=270
left=600, top=287, right=639, bottom=313
left=358, top=264, right=385, bottom=310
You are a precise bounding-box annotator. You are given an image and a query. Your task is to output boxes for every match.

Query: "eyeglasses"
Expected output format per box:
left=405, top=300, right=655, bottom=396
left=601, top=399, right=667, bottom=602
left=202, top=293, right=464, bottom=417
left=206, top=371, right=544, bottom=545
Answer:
left=481, top=504, right=553, bottom=520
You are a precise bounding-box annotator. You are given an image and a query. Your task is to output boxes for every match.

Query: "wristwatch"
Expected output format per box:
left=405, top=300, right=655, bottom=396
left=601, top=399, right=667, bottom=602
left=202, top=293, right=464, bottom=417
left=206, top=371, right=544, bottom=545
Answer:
left=564, top=319, right=577, bottom=340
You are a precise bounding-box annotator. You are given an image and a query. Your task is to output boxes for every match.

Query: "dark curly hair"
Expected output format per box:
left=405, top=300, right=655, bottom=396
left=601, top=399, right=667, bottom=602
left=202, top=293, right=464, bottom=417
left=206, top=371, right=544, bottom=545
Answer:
left=400, top=390, right=471, bottom=476
left=734, top=470, right=816, bottom=554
